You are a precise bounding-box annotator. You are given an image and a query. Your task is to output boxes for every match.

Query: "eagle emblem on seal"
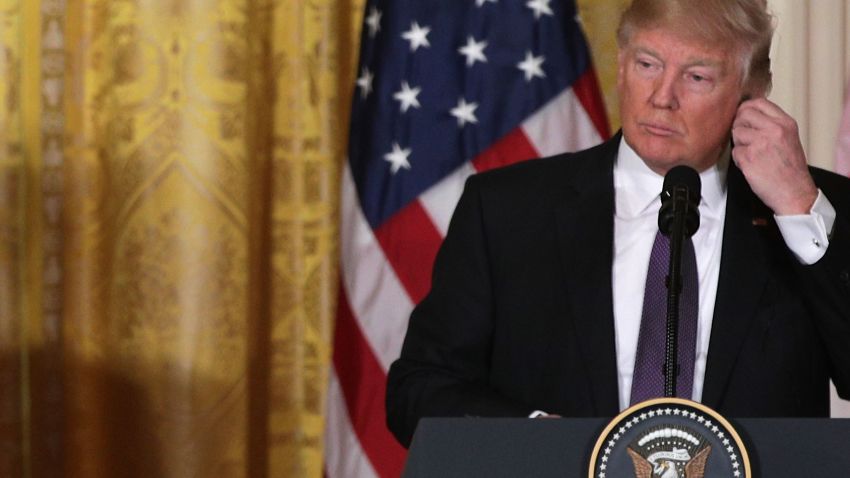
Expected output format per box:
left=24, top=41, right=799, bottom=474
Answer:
left=626, top=425, right=711, bottom=478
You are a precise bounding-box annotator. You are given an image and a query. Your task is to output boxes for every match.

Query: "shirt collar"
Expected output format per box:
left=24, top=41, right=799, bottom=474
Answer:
left=614, top=137, right=728, bottom=219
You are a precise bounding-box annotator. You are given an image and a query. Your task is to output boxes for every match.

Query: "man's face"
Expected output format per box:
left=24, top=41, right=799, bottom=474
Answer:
left=617, top=27, right=748, bottom=174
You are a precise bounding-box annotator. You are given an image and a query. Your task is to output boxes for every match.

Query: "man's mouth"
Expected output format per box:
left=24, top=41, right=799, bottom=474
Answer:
left=640, top=122, right=678, bottom=137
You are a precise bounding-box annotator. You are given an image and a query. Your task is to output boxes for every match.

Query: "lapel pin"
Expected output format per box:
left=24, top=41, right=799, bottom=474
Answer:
left=752, top=217, right=769, bottom=226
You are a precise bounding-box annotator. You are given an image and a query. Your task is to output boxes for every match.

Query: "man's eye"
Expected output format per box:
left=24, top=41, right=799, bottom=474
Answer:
left=685, top=73, right=714, bottom=92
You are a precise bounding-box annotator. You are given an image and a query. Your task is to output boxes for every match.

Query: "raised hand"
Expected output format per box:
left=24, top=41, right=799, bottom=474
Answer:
left=731, top=98, right=818, bottom=215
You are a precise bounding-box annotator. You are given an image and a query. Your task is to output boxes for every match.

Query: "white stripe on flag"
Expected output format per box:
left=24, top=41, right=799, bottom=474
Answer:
left=521, top=87, right=603, bottom=157
left=340, top=163, right=415, bottom=371
left=418, top=162, right=477, bottom=236
left=324, top=370, right=380, bottom=478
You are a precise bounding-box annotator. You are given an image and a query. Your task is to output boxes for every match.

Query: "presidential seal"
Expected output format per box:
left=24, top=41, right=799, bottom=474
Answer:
left=588, top=398, right=750, bottom=478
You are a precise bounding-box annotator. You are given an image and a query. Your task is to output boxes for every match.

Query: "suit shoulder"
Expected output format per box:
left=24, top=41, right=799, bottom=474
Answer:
left=468, top=138, right=617, bottom=194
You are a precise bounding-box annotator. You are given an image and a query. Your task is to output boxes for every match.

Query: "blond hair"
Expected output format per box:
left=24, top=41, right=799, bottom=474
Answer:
left=617, top=0, right=774, bottom=95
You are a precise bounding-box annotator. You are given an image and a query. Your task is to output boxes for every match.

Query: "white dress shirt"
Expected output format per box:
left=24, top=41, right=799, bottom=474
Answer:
left=612, top=138, right=836, bottom=411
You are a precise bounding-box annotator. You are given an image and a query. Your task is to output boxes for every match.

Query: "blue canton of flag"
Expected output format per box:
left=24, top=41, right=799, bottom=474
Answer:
left=350, top=0, right=597, bottom=229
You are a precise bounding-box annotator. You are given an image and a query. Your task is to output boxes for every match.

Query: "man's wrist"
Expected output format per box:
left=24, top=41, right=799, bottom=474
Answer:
left=774, top=189, right=836, bottom=264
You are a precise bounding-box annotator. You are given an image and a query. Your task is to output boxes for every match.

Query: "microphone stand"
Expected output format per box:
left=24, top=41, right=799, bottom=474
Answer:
left=663, top=185, right=691, bottom=398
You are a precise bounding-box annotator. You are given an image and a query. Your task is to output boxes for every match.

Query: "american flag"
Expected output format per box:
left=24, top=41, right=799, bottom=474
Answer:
left=325, top=1, right=610, bottom=476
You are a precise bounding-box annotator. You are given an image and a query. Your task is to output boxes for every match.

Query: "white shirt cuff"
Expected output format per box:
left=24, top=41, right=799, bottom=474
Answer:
left=774, top=189, right=836, bottom=265
left=528, top=410, right=549, bottom=418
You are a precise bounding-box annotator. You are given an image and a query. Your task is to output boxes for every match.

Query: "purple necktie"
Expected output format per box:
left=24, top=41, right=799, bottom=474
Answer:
left=629, top=231, right=699, bottom=405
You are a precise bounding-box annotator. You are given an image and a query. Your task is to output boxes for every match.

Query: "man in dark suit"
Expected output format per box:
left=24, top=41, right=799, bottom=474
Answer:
left=386, top=0, right=850, bottom=448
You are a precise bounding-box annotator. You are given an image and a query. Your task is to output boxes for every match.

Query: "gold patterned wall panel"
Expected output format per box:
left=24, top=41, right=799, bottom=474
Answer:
left=0, top=156, right=23, bottom=478
left=30, top=0, right=68, bottom=473
left=0, top=0, right=24, bottom=475
left=63, top=0, right=255, bottom=475
left=577, top=0, right=630, bottom=130
left=269, top=0, right=363, bottom=475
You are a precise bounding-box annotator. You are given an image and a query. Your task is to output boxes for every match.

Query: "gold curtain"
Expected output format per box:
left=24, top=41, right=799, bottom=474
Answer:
left=578, top=0, right=631, bottom=129
left=4, top=0, right=362, bottom=476
left=0, top=0, right=622, bottom=477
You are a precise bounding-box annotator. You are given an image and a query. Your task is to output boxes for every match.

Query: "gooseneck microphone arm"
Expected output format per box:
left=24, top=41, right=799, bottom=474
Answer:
left=658, top=166, right=701, bottom=398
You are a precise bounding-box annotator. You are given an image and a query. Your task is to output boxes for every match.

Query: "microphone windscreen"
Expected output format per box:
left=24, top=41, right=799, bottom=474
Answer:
left=662, top=165, right=701, bottom=202
left=659, top=165, right=701, bottom=236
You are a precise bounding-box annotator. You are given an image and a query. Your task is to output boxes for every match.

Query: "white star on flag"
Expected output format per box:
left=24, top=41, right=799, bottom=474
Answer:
left=401, top=21, right=431, bottom=52
left=517, top=51, right=546, bottom=81
left=526, top=0, right=554, bottom=19
left=393, top=81, right=422, bottom=112
left=356, top=67, right=374, bottom=99
left=365, top=7, right=382, bottom=37
left=384, top=142, right=412, bottom=174
left=458, top=36, right=488, bottom=67
left=475, top=0, right=497, bottom=6
left=450, top=98, right=479, bottom=127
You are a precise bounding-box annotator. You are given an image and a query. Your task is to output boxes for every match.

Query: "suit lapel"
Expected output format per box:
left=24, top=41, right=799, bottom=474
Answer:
left=553, top=138, right=620, bottom=415
left=701, top=163, right=771, bottom=408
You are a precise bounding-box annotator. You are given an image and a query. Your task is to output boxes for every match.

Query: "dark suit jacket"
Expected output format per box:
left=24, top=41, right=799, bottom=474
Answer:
left=386, top=134, right=850, bottom=447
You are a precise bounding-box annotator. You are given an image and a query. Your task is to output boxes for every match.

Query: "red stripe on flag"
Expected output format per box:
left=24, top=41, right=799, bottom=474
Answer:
left=373, top=201, right=443, bottom=305
left=572, top=67, right=611, bottom=140
left=471, top=127, right=540, bottom=172
left=333, top=285, right=407, bottom=477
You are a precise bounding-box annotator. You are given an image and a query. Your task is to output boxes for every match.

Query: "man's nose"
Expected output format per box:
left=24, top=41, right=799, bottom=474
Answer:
left=650, top=72, right=679, bottom=110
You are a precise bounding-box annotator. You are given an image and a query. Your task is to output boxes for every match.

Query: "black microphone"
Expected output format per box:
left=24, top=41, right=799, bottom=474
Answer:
left=658, top=165, right=701, bottom=237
